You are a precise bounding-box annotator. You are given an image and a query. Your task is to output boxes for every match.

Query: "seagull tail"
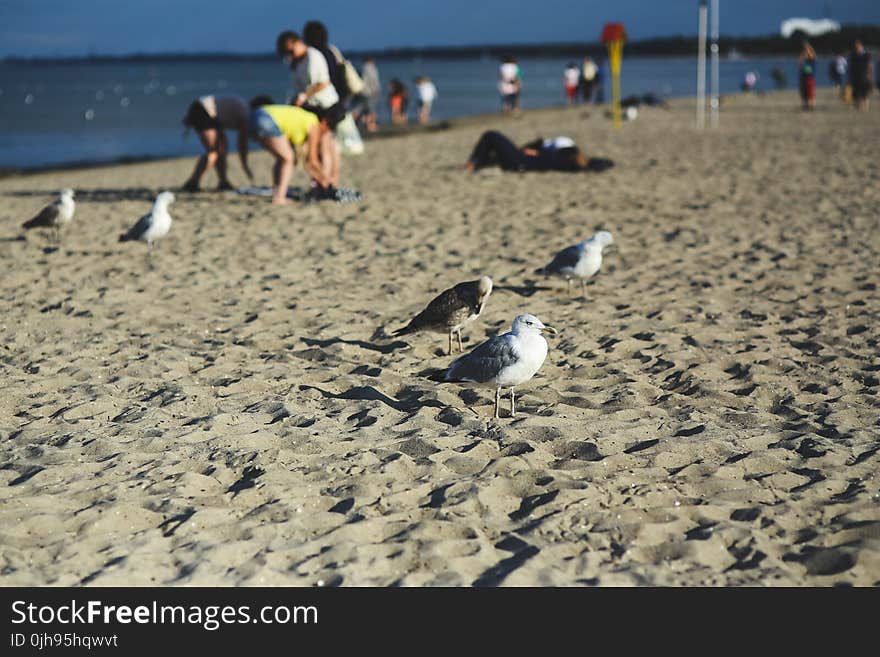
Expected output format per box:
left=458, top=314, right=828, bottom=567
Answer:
left=392, top=323, right=417, bottom=337
left=118, top=232, right=131, bottom=242
left=21, top=216, right=42, bottom=230
left=424, top=368, right=448, bottom=383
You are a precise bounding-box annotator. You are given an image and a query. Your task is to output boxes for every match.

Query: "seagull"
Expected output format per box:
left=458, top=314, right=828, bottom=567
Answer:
left=119, top=191, right=175, bottom=246
left=22, top=188, right=75, bottom=242
left=394, top=276, right=493, bottom=354
left=442, top=313, right=556, bottom=418
left=537, top=230, right=614, bottom=296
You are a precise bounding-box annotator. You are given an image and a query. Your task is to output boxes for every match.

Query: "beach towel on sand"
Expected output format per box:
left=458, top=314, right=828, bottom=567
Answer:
left=236, top=186, right=362, bottom=204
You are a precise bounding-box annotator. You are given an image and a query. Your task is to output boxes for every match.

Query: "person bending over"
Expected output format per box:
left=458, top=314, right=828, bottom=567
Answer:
left=181, top=95, right=253, bottom=192
left=464, top=131, right=613, bottom=173
left=248, top=96, right=338, bottom=205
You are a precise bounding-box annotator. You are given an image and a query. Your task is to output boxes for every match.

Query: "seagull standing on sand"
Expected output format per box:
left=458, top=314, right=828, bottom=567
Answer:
left=119, top=191, right=175, bottom=246
left=22, top=188, right=75, bottom=242
left=537, top=230, right=614, bottom=296
left=394, top=276, right=493, bottom=354
left=442, top=313, right=556, bottom=418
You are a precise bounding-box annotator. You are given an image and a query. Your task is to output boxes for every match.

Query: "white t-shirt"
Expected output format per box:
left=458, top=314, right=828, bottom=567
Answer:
left=498, top=62, right=520, bottom=95
left=417, top=80, right=437, bottom=104
left=542, top=136, right=575, bottom=150
left=199, top=95, right=248, bottom=129
left=293, top=47, right=340, bottom=109
left=564, top=67, right=580, bottom=86
left=582, top=60, right=598, bottom=81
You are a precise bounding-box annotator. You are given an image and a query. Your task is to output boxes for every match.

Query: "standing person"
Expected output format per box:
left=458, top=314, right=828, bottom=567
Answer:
left=834, top=53, right=850, bottom=102
left=742, top=71, right=758, bottom=93
left=771, top=66, right=787, bottom=90
left=798, top=42, right=817, bottom=111
left=498, top=56, right=521, bottom=114
left=580, top=56, right=598, bottom=103
left=276, top=30, right=343, bottom=193
left=388, top=78, right=408, bottom=125
left=181, top=95, right=253, bottom=192
left=355, top=56, right=381, bottom=132
left=849, top=40, right=874, bottom=111
left=563, top=63, right=580, bottom=105
left=594, top=58, right=606, bottom=104
left=414, top=76, right=437, bottom=124
left=247, top=96, right=337, bottom=205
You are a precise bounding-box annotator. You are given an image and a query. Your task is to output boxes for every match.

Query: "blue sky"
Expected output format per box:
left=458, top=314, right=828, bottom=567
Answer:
left=1, top=0, right=878, bottom=57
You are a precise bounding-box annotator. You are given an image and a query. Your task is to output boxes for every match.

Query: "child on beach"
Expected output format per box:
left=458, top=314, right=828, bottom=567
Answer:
left=247, top=96, right=338, bottom=205
left=181, top=95, right=253, bottom=192
left=563, top=63, right=580, bottom=105
left=414, top=76, right=437, bottom=124
left=388, top=79, right=409, bottom=124
left=498, top=57, right=521, bottom=114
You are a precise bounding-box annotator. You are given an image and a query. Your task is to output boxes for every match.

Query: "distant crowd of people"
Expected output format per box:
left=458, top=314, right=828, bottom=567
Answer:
left=562, top=56, right=605, bottom=106
left=745, top=38, right=875, bottom=112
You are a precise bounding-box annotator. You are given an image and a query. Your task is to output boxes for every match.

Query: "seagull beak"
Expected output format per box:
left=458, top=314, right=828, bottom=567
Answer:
left=542, top=324, right=558, bottom=335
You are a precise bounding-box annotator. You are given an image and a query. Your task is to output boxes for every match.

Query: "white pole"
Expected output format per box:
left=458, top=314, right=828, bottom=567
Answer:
left=697, top=1, right=707, bottom=129
left=710, top=0, right=719, bottom=127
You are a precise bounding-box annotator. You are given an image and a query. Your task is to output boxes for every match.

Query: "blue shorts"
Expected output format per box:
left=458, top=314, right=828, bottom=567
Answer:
left=248, top=109, right=282, bottom=139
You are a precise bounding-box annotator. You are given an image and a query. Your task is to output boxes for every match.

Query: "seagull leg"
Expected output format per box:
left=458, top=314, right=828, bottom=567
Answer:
left=581, top=278, right=587, bottom=298
left=494, top=387, right=501, bottom=419
left=510, top=388, right=516, bottom=417
left=448, top=331, right=453, bottom=356
left=567, top=279, right=573, bottom=296
left=457, top=329, right=463, bottom=353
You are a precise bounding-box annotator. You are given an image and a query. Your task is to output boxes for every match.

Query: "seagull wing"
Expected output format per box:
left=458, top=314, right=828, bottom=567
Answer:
left=445, top=334, right=518, bottom=384
left=120, top=212, right=154, bottom=242
left=394, top=284, right=470, bottom=335
left=22, top=202, right=59, bottom=230
left=540, top=244, right=581, bottom=275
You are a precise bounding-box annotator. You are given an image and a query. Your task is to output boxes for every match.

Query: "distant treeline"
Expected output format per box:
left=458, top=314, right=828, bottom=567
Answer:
left=3, top=24, right=878, bottom=64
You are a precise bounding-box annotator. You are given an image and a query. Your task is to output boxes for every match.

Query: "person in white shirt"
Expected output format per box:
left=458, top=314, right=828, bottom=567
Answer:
left=276, top=30, right=343, bottom=194
left=563, top=63, right=580, bottom=105
left=181, top=94, right=253, bottom=192
left=498, top=57, right=521, bottom=114
left=414, top=76, right=437, bottom=124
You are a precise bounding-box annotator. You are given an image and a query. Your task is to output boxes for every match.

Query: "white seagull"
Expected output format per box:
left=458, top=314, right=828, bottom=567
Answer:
left=537, top=230, right=614, bottom=296
left=119, top=191, right=175, bottom=246
left=22, top=188, right=75, bottom=242
left=394, top=276, right=493, bottom=354
left=443, top=313, right=556, bottom=418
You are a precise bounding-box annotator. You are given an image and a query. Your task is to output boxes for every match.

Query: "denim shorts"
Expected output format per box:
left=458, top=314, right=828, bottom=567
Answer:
left=248, top=109, right=282, bottom=139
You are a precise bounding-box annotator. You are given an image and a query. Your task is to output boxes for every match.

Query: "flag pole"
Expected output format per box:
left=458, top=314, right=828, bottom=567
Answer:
left=710, top=0, right=720, bottom=127
left=697, top=1, right=707, bottom=129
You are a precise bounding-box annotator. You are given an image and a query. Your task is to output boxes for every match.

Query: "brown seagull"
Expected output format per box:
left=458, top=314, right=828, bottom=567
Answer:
left=394, top=276, right=493, bottom=354
left=22, top=188, right=76, bottom=243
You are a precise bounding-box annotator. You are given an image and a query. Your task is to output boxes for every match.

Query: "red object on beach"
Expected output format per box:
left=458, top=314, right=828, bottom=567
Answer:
left=601, top=23, right=627, bottom=43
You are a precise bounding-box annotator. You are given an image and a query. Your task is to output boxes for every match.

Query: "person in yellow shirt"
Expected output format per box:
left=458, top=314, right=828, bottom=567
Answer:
left=247, top=95, right=336, bottom=205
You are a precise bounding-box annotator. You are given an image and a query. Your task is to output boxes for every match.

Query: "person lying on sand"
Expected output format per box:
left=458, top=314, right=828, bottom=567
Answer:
left=464, top=130, right=614, bottom=173
left=181, top=95, right=253, bottom=192
left=247, top=95, right=339, bottom=205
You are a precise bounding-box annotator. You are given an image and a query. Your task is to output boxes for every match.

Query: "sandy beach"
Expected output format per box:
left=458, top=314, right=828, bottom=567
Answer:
left=1, top=89, right=878, bottom=586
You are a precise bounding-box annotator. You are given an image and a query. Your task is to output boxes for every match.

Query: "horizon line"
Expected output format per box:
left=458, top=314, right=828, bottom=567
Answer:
left=2, top=23, right=878, bottom=62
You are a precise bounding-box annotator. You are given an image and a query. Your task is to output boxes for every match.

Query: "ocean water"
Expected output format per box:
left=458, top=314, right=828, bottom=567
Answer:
left=0, top=54, right=833, bottom=169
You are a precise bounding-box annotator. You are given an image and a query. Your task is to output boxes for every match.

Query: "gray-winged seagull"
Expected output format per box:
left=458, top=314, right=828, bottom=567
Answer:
left=537, top=230, right=614, bottom=296
left=443, top=313, right=556, bottom=418
left=22, top=188, right=75, bottom=242
left=394, top=276, right=493, bottom=354
left=119, top=191, right=174, bottom=246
